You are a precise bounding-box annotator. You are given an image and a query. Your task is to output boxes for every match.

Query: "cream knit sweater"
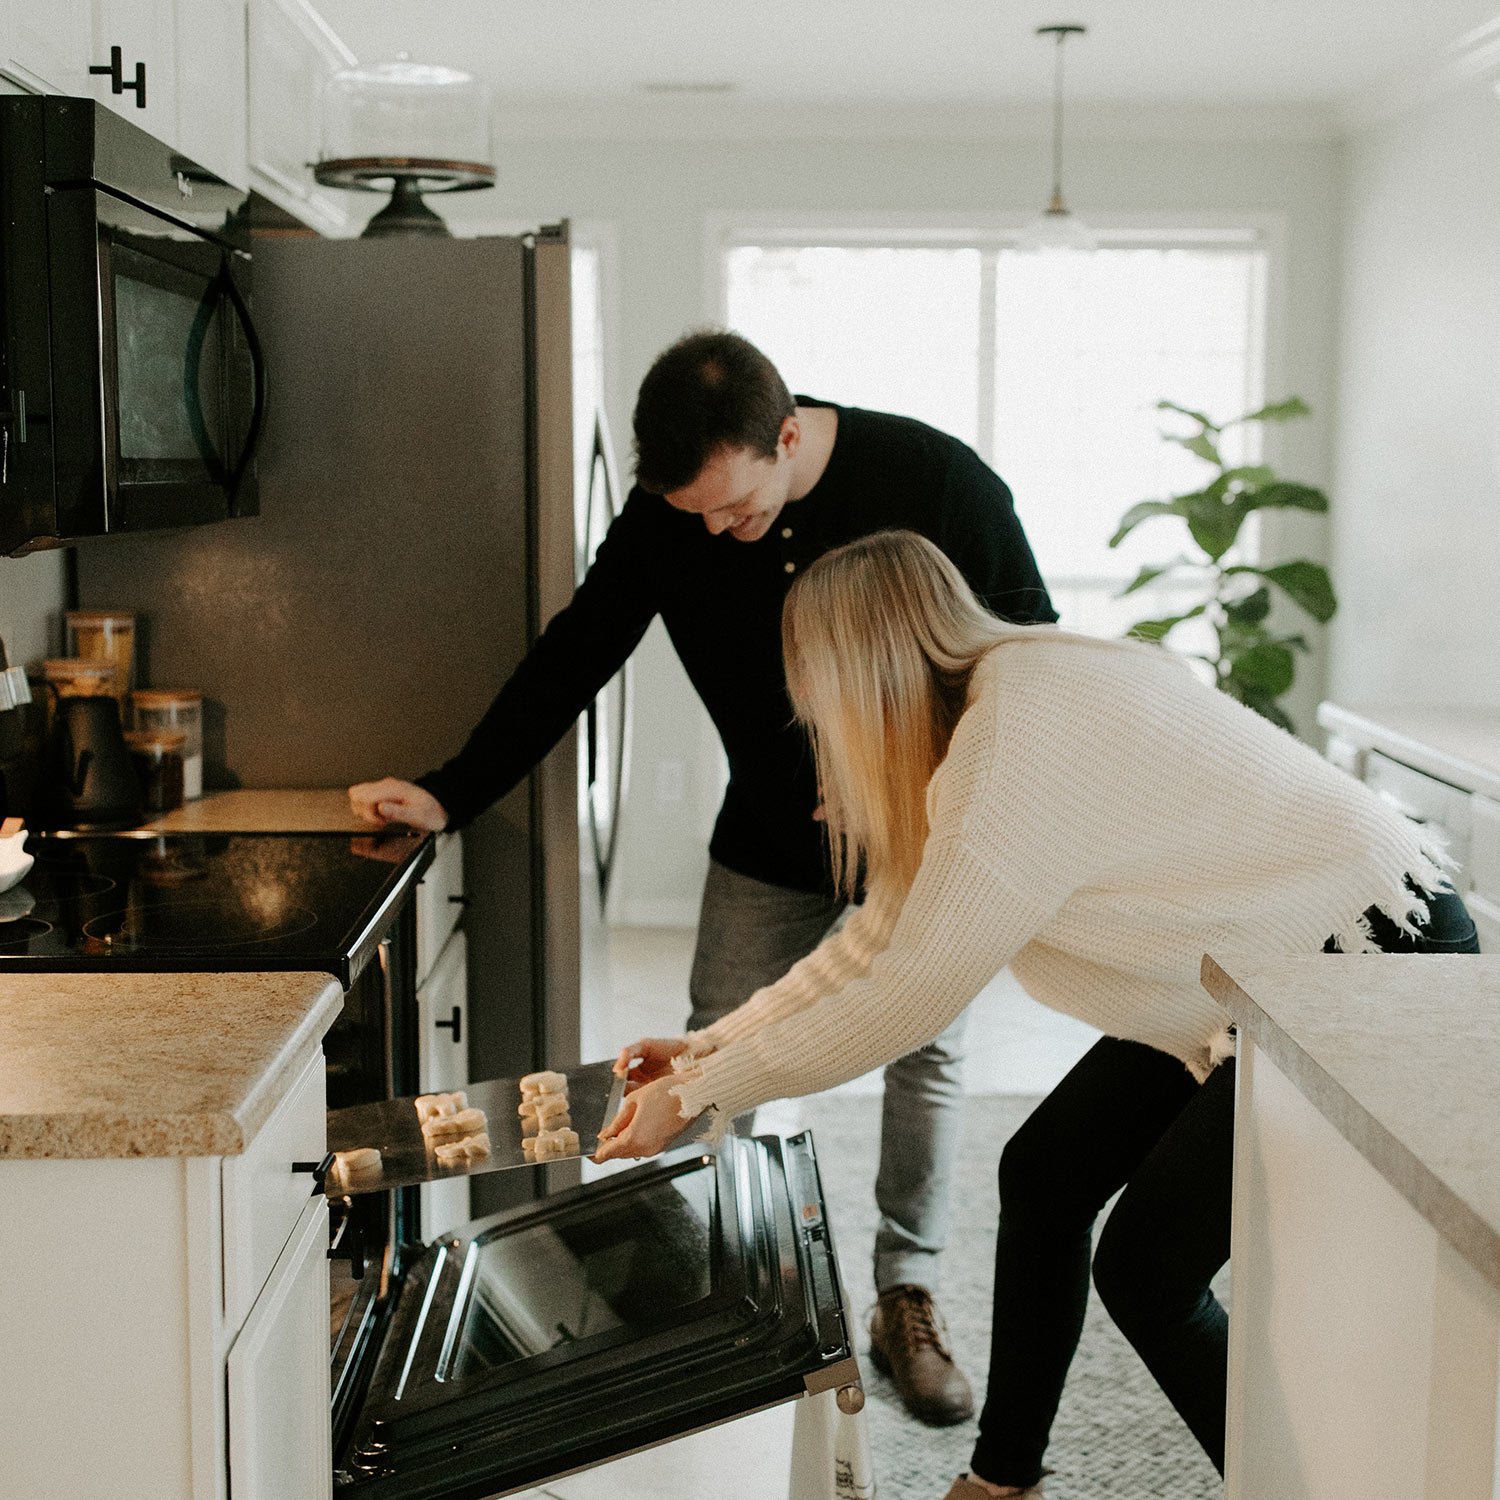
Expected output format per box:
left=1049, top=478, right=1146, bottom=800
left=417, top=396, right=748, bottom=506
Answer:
left=669, top=634, right=1449, bottom=1126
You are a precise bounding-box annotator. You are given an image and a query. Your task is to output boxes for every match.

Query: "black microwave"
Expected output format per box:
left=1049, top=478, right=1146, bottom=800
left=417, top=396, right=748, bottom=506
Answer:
left=0, top=96, right=263, bottom=557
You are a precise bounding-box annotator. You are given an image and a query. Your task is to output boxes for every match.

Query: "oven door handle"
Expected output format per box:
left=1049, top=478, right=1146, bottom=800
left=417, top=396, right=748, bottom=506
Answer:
left=217, top=257, right=266, bottom=516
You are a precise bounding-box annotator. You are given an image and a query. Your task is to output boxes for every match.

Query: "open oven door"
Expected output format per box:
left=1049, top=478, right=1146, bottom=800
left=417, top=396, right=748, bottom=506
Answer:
left=334, top=1132, right=859, bottom=1499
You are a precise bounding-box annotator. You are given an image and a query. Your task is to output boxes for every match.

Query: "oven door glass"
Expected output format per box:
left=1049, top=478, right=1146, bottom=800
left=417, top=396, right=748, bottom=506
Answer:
left=335, top=1132, right=854, bottom=1499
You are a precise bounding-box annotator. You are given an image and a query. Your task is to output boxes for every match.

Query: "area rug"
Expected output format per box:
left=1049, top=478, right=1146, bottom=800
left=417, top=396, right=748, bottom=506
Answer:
left=794, top=1093, right=1227, bottom=1500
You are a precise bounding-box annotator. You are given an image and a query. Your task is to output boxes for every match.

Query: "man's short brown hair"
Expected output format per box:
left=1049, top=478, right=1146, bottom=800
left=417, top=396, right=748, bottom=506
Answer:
left=633, top=330, right=796, bottom=494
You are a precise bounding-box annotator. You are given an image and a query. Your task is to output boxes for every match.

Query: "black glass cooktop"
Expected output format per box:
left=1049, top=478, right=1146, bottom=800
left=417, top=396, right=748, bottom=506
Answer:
left=0, top=831, right=430, bottom=984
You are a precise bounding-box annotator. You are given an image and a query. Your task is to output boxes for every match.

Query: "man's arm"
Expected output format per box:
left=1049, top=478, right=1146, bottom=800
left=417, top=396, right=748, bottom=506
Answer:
left=937, top=447, right=1059, bottom=625
left=412, top=492, right=663, bottom=830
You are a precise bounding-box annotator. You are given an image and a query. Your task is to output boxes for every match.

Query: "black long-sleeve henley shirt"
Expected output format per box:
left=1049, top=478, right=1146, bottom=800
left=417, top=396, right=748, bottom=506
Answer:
left=417, top=400, right=1057, bottom=893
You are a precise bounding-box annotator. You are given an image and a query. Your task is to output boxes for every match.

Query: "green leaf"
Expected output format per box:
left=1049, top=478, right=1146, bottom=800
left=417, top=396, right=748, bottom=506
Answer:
left=1232, top=687, right=1297, bottom=733
left=1167, top=431, right=1224, bottom=466
left=1123, top=604, right=1206, bottom=643
left=1117, top=558, right=1195, bottom=597
left=1219, top=464, right=1276, bottom=490
left=1157, top=399, right=1219, bottom=431
left=1223, top=586, right=1271, bottom=626
left=1226, top=560, right=1338, bottom=622
left=1228, top=641, right=1296, bottom=696
left=1243, top=481, right=1329, bottom=515
left=1108, top=500, right=1181, bottom=549
left=1233, top=396, right=1311, bottom=426
left=1182, top=492, right=1249, bottom=561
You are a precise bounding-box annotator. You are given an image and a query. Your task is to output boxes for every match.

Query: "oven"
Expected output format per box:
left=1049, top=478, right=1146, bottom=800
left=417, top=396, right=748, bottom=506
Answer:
left=330, top=1132, right=857, bottom=1498
left=0, top=95, right=262, bottom=556
left=1, top=828, right=861, bottom=1497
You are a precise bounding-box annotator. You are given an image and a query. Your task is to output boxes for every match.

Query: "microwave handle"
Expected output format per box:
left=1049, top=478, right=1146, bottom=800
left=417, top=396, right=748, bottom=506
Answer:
left=218, top=261, right=266, bottom=516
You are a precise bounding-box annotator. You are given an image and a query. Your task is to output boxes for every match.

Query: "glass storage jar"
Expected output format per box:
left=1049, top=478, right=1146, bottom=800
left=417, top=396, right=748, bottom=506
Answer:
left=123, top=729, right=186, bottom=815
left=64, top=612, right=135, bottom=720
left=132, top=690, right=204, bottom=800
left=33, top=658, right=116, bottom=740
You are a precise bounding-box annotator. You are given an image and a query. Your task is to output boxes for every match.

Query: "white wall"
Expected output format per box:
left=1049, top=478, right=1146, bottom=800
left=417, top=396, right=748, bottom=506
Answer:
left=432, top=114, right=1344, bottom=922
left=0, top=552, right=66, bottom=668
left=1328, top=74, right=1500, bottom=709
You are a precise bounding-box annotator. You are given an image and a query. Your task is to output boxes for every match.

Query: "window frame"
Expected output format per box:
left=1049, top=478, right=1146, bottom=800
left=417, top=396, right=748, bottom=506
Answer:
left=706, top=210, right=1286, bottom=595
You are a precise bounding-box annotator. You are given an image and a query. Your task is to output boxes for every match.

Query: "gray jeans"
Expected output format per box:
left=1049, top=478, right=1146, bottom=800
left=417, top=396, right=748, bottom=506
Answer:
left=688, top=858, right=968, bottom=1293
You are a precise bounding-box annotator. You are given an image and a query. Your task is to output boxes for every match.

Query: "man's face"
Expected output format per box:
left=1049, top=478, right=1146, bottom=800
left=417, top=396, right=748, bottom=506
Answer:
left=663, top=422, right=797, bottom=542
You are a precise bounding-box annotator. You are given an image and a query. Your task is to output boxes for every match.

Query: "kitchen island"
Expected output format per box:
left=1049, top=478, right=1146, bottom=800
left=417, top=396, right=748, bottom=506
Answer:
left=1204, top=953, right=1500, bottom=1500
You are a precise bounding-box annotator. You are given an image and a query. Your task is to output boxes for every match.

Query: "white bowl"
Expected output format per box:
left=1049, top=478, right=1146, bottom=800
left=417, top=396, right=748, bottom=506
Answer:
left=0, top=835, right=34, bottom=896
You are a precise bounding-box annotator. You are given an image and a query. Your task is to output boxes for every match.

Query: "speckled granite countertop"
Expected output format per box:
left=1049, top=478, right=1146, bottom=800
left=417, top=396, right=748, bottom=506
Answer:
left=1318, top=703, right=1500, bottom=800
left=145, top=788, right=370, bottom=834
left=1204, top=953, right=1500, bottom=1291
left=0, top=970, right=342, bottom=1158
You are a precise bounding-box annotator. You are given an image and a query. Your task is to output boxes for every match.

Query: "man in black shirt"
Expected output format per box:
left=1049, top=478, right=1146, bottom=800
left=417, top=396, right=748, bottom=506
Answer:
left=351, top=331, right=1056, bottom=1426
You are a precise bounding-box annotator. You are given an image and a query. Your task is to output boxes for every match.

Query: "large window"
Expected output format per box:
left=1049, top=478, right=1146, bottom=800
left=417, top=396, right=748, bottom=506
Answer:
left=722, top=230, right=1269, bottom=636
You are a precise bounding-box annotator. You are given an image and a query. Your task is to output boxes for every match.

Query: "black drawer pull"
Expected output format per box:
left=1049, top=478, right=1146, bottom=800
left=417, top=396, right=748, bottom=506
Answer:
left=434, top=1005, right=462, bottom=1044
left=89, top=46, right=147, bottom=108
left=447, top=894, right=470, bottom=906
left=292, top=1151, right=336, bottom=1195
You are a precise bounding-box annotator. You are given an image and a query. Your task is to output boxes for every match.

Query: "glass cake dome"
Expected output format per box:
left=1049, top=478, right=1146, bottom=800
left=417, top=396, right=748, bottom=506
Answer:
left=316, top=56, right=496, bottom=238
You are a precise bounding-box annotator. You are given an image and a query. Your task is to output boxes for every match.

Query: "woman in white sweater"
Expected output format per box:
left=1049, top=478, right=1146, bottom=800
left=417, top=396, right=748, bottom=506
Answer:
left=595, top=530, right=1479, bottom=1498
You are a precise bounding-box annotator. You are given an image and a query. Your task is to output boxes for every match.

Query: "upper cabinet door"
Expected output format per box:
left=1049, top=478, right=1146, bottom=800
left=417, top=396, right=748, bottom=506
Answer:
left=174, top=0, right=248, bottom=187
left=247, top=0, right=354, bottom=235
left=3, top=0, right=91, bottom=94
left=87, top=0, right=178, bottom=149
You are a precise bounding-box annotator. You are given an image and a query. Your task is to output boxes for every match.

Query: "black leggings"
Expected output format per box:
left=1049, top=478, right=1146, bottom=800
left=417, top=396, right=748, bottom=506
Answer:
left=971, top=887, right=1480, bottom=1488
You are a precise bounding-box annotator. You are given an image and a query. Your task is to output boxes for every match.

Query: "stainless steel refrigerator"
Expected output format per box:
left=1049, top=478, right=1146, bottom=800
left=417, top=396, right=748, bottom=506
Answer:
left=74, top=226, right=601, bottom=1215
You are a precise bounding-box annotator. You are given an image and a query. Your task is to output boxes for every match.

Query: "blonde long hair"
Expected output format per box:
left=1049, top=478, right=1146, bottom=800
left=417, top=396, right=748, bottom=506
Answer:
left=783, top=529, right=1146, bottom=898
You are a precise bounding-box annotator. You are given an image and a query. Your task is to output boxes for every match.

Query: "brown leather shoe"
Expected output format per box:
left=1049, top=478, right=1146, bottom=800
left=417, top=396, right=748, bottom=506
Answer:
left=940, top=1476, right=1045, bottom=1499
left=868, top=1284, right=975, bottom=1426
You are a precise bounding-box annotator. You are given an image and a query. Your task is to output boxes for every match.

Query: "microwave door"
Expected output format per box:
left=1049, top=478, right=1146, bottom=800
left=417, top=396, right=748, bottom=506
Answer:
left=334, top=1134, right=857, bottom=1500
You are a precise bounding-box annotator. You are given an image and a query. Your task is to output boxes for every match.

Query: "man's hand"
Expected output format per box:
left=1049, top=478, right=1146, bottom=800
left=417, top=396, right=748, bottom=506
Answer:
left=612, top=1035, right=694, bottom=1091
left=594, top=1077, right=698, bottom=1161
left=348, top=777, right=449, bottom=832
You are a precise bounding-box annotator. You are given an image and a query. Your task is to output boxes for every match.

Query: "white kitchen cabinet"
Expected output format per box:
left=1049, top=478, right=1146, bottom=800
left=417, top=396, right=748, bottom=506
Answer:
left=87, top=0, right=177, bottom=149
left=2, top=0, right=248, bottom=191
left=228, top=1194, right=333, bottom=1500
left=173, top=0, right=247, bottom=186
left=2, top=0, right=91, bottom=94
left=418, top=930, right=470, bottom=1238
left=0, top=1042, right=332, bottom=1500
left=247, top=0, right=354, bottom=235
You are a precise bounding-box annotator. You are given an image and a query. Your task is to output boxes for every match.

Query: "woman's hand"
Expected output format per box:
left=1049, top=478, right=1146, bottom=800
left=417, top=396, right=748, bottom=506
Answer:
left=594, top=1077, right=698, bottom=1161
left=349, top=777, right=449, bottom=832
left=613, top=1036, right=693, bottom=1091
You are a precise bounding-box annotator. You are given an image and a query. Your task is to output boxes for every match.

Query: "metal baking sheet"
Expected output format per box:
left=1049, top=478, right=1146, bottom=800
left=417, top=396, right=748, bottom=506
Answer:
left=324, top=1061, right=627, bottom=1196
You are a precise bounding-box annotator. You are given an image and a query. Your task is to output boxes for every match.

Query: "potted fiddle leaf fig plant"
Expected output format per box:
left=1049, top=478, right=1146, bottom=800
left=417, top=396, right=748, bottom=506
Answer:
left=1110, top=396, right=1336, bottom=734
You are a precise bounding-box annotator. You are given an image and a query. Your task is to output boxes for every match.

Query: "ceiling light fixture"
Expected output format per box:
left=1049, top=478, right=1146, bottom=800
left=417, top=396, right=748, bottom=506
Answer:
left=1016, top=23, right=1096, bottom=254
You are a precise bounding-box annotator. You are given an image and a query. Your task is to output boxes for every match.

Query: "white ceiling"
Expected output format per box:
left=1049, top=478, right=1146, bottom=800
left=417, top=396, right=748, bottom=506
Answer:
left=314, top=1, right=1500, bottom=109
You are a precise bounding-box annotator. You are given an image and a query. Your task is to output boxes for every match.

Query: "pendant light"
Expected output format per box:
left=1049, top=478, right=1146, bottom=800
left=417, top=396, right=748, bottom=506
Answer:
left=1016, top=23, right=1096, bottom=254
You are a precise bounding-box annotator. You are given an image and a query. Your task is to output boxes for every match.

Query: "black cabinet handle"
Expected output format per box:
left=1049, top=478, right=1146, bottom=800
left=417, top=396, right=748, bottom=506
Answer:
left=292, top=1151, right=336, bottom=1195
left=89, top=46, right=147, bottom=109
left=434, top=1006, right=462, bottom=1045
left=447, top=895, right=469, bottom=906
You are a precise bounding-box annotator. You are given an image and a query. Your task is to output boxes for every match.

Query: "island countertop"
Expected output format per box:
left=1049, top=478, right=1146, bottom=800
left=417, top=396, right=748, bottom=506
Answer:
left=1203, top=953, right=1500, bottom=1291
left=0, top=970, right=342, bottom=1159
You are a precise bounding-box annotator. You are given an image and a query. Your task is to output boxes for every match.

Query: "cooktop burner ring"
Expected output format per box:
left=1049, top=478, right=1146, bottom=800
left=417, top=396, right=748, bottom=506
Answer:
left=80, top=900, right=321, bottom=952
left=0, top=917, right=56, bottom=950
